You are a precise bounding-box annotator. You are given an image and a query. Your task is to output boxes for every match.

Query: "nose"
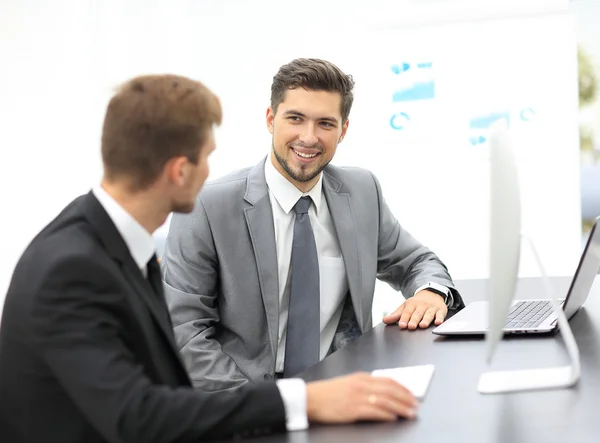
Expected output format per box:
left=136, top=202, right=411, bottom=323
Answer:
left=298, top=123, right=318, bottom=146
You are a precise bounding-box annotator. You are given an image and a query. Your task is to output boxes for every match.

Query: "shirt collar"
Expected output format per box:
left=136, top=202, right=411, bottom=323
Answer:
left=92, top=185, right=156, bottom=271
left=264, top=156, right=323, bottom=215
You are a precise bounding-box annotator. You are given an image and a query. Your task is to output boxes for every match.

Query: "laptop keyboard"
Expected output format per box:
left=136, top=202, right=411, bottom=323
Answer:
left=504, top=300, right=555, bottom=329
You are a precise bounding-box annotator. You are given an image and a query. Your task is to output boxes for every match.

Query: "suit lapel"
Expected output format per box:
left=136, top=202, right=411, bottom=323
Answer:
left=243, top=160, right=280, bottom=361
left=120, top=259, right=179, bottom=352
left=78, top=192, right=183, bottom=365
left=323, top=172, right=364, bottom=329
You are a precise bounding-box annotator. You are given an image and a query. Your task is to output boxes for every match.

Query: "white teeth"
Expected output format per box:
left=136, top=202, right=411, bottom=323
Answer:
left=294, top=149, right=317, bottom=158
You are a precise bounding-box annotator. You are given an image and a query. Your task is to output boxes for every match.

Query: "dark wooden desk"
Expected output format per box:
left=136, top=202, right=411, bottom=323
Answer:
left=248, top=277, right=600, bottom=443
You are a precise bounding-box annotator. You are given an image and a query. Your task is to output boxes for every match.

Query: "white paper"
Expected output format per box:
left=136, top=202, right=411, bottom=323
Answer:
left=372, top=364, right=435, bottom=400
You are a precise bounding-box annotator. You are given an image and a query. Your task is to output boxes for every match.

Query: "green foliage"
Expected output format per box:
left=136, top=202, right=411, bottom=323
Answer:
left=579, top=47, right=597, bottom=107
left=578, top=46, right=598, bottom=164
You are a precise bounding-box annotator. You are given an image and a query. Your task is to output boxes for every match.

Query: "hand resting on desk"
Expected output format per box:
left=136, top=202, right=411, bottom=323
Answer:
left=383, top=290, right=449, bottom=330
left=306, top=373, right=419, bottom=423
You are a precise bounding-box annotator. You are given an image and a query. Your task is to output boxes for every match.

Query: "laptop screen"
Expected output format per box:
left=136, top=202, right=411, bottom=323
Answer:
left=563, top=217, right=600, bottom=319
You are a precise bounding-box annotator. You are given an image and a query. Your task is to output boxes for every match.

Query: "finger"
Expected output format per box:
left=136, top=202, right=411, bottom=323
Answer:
left=398, top=304, right=416, bottom=329
left=356, top=404, right=398, bottom=422
left=382, top=304, right=405, bottom=324
left=370, top=377, right=419, bottom=409
left=379, top=396, right=419, bottom=420
left=362, top=390, right=418, bottom=421
left=419, top=307, right=438, bottom=328
left=434, top=308, right=447, bottom=325
left=408, top=309, right=426, bottom=330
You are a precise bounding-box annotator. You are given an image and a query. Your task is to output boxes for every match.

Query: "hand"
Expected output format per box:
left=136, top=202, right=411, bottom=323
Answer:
left=306, top=372, right=419, bottom=423
left=383, top=290, right=448, bottom=330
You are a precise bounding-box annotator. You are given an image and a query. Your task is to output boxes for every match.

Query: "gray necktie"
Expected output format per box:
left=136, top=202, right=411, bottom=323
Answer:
left=284, top=196, right=320, bottom=377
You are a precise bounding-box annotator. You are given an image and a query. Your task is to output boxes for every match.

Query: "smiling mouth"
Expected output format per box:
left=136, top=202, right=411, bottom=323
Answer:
left=291, top=148, right=321, bottom=160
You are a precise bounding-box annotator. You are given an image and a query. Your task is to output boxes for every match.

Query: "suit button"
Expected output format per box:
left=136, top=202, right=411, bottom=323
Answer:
left=264, top=373, right=274, bottom=381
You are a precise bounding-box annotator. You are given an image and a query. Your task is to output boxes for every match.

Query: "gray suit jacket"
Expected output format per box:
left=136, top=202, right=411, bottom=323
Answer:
left=162, top=158, right=463, bottom=391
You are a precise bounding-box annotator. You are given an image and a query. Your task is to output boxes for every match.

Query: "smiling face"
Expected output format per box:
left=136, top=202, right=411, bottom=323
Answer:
left=267, top=87, right=349, bottom=192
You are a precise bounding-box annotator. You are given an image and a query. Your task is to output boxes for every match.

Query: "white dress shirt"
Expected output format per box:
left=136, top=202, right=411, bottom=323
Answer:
left=93, top=185, right=308, bottom=431
left=264, top=159, right=349, bottom=374
left=92, top=186, right=155, bottom=275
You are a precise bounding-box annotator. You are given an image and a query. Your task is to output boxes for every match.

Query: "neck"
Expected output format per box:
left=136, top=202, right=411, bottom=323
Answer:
left=100, top=180, right=170, bottom=234
left=295, top=177, right=319, bottom=193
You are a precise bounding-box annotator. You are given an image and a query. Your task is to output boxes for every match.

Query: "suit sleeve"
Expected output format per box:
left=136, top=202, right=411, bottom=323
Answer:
left=371, top=172, right=464, bottom=309
left=162, top=198, right=252, bottom=390
left=32, top=256, right=286, bottom=443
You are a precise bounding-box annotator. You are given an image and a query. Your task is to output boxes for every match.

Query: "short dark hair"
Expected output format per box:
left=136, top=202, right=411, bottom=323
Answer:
left=270, top=58, right=355, bottom=122
left=101, top=74, right=222, bottom=191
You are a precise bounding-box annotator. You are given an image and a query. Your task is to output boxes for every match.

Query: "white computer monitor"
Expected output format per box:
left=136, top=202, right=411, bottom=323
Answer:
left=486, top=120, right=522, bottom=362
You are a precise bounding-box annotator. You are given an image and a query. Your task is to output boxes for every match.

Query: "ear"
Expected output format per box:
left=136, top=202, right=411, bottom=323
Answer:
left=338, top=119, right=350, bottom=144
left=165, top=156, right=189, bottom=187
left=266, top=107, right=275, bottom=134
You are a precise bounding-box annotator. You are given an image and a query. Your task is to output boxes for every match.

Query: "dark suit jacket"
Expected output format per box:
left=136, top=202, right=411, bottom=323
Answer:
left=0, top=192, right=286, bottom=443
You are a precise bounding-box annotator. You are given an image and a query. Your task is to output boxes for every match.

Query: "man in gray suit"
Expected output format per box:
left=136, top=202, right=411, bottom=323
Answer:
left=162, top=58, right=464, bottom=391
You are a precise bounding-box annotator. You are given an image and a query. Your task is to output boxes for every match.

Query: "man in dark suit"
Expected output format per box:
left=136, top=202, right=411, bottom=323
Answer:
left=0, top=74, right=418, bottom=443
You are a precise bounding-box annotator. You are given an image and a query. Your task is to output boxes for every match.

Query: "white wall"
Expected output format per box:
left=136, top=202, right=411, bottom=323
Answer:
left=0, top=0, right=580, bottom=319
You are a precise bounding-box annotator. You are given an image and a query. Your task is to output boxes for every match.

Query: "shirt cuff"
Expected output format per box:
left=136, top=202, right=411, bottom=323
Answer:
left=276, top=378, right=309, bottom=431
left=414, top=282, right=454, bottom=307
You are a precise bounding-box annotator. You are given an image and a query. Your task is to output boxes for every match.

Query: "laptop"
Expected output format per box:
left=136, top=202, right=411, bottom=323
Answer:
left=432, top=216, right=600, bottom=336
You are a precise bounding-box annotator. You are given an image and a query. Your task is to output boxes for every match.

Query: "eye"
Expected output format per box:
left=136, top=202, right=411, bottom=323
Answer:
left=287, top=116, right=302, bottom=122
left=320, top=121, right=335, bottom=128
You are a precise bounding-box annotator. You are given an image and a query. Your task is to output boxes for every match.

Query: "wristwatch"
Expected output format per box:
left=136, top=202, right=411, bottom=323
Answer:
left=414, top=282, right=454, bottom=308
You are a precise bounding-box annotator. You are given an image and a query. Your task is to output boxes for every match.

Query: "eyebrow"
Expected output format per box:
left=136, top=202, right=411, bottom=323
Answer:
left=282, top=110, right=339, bottom=124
